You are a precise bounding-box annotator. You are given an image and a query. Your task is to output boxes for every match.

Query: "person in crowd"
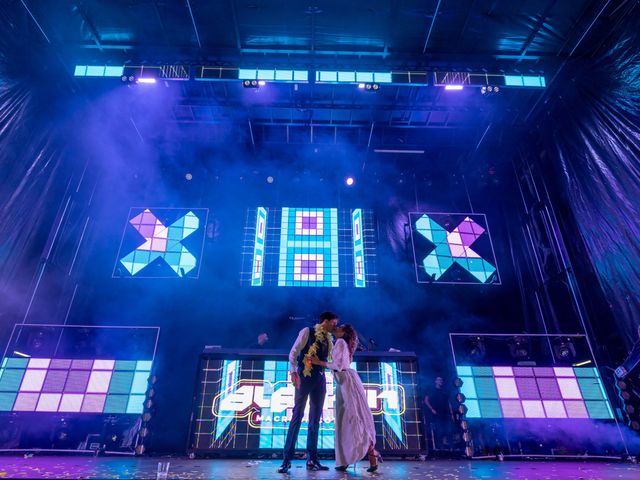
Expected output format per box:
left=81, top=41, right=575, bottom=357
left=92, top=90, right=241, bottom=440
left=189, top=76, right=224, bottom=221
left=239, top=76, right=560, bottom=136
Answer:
left=424, top=375, right=453, bottom=452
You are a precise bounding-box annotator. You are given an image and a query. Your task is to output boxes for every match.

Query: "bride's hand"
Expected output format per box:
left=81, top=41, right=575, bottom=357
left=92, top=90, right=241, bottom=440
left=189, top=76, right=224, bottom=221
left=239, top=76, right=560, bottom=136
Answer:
left=308, top=356, right=323, bottom=366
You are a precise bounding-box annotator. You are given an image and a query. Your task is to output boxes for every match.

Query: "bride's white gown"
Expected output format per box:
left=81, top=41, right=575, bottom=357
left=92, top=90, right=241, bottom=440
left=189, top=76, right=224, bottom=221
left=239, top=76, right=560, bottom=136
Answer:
left=327, top=338, right=377, bottom=466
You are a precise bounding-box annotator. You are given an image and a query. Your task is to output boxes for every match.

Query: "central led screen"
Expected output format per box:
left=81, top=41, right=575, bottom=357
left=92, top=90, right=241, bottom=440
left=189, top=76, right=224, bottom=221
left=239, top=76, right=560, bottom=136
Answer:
left=189, top=357, right=422, bottom=453
left=242, top=207, right=376, bottom=287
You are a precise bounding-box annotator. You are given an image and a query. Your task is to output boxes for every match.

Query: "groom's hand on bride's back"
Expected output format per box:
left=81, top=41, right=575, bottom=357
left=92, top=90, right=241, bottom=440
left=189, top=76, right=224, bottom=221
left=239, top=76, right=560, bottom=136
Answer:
left=291, top=372, right=301, bottom=389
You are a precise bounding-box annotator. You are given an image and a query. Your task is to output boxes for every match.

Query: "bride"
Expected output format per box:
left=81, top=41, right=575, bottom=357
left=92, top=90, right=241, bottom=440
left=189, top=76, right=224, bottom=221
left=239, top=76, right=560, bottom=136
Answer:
left=310, top=324, right=381, bottom=472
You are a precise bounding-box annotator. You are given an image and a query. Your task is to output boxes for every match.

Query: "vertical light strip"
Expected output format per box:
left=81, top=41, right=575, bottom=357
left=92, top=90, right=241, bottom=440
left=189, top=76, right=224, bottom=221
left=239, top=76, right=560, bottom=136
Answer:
left=381, top=362, right=404, bottom=443
left=251, top=208, right=267, bottom=286
left=214, top=360, right=239, bottom=440
left=352, top=209, right=366, bottom=287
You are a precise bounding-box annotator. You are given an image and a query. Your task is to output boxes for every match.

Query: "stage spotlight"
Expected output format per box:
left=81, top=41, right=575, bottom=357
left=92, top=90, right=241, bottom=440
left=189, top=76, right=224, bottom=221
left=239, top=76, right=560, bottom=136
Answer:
left=481, top=85, right=500, bottom=96
left=258, top=80, right=266, bottom=86
left=466, top=336, right=485, bottom=361
left=243, top=79, right=260, bottom=89
left=266, top=175, right=274, bottom=184
left=444, top=85, right=464, bottom=91
left=345, top=176, right=355, bottom=186
left=185, top=173, right=193, bottom=181
left=137, top=77, right=156, bottom=84
left=508, top=336, right=530, bottom=359
left=362, top=83, right=380, bottom=92
left=358, top=83, right=366, bottom=89
left=553, top=337, right=576, bottom=360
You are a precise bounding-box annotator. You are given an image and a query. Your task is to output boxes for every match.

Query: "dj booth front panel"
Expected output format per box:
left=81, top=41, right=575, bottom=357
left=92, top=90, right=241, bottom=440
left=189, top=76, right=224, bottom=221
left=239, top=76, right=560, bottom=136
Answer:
left=188, top=349, right=424, bottom=455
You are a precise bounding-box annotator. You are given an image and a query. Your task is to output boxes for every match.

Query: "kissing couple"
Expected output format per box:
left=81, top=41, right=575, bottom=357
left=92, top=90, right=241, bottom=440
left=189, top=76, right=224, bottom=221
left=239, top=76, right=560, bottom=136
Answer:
left=278, top=311, right=381, bottom=473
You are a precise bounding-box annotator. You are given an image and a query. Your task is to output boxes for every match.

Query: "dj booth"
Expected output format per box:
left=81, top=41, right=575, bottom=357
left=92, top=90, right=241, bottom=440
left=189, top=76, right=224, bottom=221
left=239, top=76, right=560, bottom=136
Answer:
left=187, top=348, right=424, bottom=456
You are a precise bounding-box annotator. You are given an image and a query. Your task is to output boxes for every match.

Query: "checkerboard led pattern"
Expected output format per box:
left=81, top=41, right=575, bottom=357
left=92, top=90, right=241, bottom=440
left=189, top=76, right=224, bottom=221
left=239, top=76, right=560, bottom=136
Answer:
left=278, top=208, right=339, bottom=287
left=456, top=366, right=613, bottom=419
left=0, top=357, right=151, bottom=414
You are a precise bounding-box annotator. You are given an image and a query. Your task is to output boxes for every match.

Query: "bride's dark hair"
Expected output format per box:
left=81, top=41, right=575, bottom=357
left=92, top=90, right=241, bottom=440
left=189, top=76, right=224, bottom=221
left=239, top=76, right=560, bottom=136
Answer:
left=340, top=324, right=359, bottom=357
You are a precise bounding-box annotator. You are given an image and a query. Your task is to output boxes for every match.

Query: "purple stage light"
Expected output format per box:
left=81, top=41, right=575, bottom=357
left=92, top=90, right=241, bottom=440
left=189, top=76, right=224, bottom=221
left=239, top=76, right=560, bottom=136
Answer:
left=257, top=80, right=266, bottom=86
left=444, top=85, right=464, bottom=91
left=137, top=78, right=157, bottom=84
left=345, top=176, right=355, bottom=186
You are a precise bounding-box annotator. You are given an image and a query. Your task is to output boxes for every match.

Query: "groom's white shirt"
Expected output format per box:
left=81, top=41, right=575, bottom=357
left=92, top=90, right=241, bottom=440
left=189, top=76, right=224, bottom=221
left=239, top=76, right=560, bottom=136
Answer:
left=289, top=327, right=310, bottom=374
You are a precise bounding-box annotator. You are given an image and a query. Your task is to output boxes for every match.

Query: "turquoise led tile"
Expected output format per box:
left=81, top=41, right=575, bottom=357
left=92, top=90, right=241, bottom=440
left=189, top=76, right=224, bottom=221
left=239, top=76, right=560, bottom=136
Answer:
left=104, top=394, right=129, bottom=414
left=478, top=399, right=502, bottom=418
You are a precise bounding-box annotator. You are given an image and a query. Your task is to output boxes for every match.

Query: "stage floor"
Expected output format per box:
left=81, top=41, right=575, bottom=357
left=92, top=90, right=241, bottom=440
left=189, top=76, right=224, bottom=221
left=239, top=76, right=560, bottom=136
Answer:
left=0, top=457, right=638, bottom=479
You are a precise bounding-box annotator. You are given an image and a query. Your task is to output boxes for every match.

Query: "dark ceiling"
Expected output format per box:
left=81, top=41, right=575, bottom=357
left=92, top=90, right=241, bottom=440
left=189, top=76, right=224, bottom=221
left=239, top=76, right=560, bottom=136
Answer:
left=13, top=0, right=627, bottom=151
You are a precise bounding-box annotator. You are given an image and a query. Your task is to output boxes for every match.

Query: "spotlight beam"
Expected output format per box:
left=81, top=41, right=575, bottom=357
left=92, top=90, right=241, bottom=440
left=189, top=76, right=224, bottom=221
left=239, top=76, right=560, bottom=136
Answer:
left=422, top=0, right=443, bottom=53
left=19, top=0, right=51, bottom=44
left=185, top=0, right=202, bottom=48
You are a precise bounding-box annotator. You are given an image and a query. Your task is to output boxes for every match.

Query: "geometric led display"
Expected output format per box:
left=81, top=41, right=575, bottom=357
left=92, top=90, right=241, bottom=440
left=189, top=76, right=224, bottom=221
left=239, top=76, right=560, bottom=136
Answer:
left=456, top=365, right=614, bottom=419
left=189, top=357, right=421, bottom=453
left=409, top=212, right=499, bottom=284
left=278, top=208, right=339, bottom=287
left=0, top=357, right=152, bottom=414
left=243, top=207, right=376, bottom=288
left=114, top=207, right=208, bottom=278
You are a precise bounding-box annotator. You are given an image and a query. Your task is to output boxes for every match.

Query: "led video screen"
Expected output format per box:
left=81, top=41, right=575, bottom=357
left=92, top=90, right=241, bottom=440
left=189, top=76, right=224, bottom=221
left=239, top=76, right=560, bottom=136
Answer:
left=114, top=207, right=208, bottom=278
left=409, top=212, right=499, bottom=284
left=242, top=207, right=376, bottom=287
left=189, top=353, right=422, bottom=453
left=0, top=357, right=152, bottom=414
left=456, top=365, right=614, bottom=419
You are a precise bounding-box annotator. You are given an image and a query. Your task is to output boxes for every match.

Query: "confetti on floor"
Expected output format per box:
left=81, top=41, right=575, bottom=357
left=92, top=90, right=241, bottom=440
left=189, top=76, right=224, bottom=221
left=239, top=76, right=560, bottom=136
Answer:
left=0, top=457, right=638, bottom=479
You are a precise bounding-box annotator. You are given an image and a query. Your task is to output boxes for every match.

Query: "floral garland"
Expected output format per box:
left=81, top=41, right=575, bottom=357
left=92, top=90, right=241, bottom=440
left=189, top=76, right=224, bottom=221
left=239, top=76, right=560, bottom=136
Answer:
left=302, top=324, right=333, bottom=377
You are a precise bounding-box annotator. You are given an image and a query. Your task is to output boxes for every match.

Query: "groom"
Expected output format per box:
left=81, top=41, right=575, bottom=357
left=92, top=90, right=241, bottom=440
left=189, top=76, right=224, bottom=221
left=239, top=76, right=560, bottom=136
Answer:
left=278, top=311, right=339, bottom=473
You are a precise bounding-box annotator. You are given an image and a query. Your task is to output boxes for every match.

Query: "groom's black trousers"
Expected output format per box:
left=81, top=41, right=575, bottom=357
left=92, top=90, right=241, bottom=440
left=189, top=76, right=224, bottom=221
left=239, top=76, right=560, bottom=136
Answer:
left=283, top=373, right=326, bottom=462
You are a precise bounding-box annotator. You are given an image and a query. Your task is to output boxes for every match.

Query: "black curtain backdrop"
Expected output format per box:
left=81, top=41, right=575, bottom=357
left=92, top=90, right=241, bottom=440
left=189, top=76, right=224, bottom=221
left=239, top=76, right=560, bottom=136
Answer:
left=0, top=4, right=73, bottom=328
left=534, top=10, right=640, bottom=349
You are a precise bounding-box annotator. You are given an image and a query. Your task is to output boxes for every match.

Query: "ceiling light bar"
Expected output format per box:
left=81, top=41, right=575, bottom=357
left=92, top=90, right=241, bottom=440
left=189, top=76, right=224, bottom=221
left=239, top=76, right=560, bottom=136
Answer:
left=74, top=65, right=124, bottom=77
left=234, top=68, right=308, bottom=83
left=74, top=63, right=545, bottom=90
left=315, top=71, right=393, bottom=84
left=434, top=71, right=545, bottom=89
left=373, top=149, right=425, bottom=154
